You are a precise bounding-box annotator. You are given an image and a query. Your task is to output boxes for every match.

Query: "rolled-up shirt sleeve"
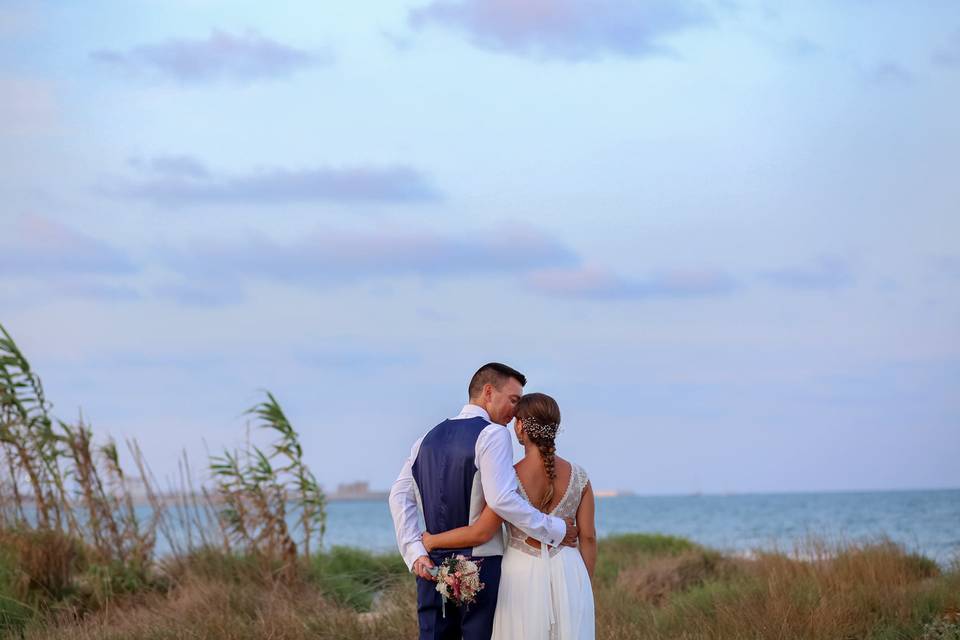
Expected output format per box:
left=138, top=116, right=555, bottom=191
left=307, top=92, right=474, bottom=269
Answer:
left=388, top=436, right=427, bottom=571
left=476, top=425, right=566, bottom=547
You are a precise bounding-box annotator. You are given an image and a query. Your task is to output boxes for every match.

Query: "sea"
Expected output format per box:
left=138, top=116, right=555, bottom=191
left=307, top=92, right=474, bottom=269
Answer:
left=322, top=489, right=960, bottom=566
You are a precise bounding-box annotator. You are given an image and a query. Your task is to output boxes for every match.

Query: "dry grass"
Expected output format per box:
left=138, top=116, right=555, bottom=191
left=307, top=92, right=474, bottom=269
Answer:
left=3, top=535, right=955, bottom=640
left=594, top=536, right=960, bottom=640
left=614, top=549, right=739, bottom=605
left=0, top=529, right=83, bottom=601
left=3, top=324, right=959, bottom=639
left=22, top=571, right=419, bottom=640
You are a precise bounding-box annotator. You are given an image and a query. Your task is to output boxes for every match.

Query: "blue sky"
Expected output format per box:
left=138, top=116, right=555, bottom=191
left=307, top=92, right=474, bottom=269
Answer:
left=1, top=0, right=958, bottom=495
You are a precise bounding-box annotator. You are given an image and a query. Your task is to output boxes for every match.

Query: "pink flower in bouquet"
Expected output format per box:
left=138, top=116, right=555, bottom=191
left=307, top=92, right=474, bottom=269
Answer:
left=435, top=554, right=485, bottom=613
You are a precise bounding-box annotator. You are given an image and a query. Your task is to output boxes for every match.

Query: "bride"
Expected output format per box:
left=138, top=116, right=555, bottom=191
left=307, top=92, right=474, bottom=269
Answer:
left=423, top=392, right=597, bottom=639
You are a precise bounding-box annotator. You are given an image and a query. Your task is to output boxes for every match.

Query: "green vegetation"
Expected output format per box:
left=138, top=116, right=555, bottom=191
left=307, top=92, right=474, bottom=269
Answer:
left=307, top=546, right=408, bottom=611
left=592, top=532, right=703, bottom=584
left=0, top=534, right=954, bottom=640
left=592, top=538, right=960, bottom=639
left=208, top=392, right=327, bottom=580
left=1, top=322, right=958, bottom=639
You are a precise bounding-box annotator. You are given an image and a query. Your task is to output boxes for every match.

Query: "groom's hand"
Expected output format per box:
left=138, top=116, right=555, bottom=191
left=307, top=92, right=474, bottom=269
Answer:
left=413, top=555, right=436, bottom=580
left=561, top=517, right=579, bottom=547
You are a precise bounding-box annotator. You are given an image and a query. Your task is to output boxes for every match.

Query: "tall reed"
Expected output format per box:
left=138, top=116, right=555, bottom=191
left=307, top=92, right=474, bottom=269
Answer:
left=209, top=392, right=326, bottom=578
left=1, top=323, right=158, bottom=609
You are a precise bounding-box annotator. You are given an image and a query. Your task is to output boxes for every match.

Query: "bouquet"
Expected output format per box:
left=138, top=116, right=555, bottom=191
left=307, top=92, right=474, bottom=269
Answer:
left=429, top=554, right=485, bottom=616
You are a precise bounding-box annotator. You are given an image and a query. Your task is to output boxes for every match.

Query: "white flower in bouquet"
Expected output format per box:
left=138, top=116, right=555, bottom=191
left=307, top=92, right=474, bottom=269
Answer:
left=431, top=554, right=485, bottom=615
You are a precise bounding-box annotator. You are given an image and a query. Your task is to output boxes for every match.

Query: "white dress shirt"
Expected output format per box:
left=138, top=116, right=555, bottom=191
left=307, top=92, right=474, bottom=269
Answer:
left=389, top=404, right=567, bottom=570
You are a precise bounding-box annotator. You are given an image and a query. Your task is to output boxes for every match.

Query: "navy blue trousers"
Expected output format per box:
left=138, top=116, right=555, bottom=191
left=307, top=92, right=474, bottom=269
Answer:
left=417, top=553, right=502, bottom=640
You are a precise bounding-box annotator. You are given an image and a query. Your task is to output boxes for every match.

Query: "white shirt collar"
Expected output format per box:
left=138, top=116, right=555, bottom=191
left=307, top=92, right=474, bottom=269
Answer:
left=455, top=403, right=491, bottom=422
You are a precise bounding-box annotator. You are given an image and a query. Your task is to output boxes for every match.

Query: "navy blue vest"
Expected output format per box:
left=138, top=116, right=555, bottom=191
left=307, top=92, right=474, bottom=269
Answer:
left=411, top=416, right=490, bottom=538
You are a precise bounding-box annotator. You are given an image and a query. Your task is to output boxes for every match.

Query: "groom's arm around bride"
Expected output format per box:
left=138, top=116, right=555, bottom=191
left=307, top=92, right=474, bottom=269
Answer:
left=388, top=363, right=578, bottom=581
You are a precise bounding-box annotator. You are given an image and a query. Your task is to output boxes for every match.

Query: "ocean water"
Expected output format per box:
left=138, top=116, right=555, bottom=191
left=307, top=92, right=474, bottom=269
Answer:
left=323, top=489, right=960, bottom=566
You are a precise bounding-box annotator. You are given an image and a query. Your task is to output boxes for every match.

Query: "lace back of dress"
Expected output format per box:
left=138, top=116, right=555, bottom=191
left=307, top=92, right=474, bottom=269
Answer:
left=509, top=463, right=590, bottom=558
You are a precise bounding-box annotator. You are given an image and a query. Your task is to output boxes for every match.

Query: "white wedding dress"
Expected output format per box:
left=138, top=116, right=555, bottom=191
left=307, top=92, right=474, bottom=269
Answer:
left=492, top=463, right=595, bottom=640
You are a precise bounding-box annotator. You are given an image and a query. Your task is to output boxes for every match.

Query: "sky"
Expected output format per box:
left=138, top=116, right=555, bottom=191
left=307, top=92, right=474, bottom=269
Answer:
left=1, top=0, right=958, bottom=496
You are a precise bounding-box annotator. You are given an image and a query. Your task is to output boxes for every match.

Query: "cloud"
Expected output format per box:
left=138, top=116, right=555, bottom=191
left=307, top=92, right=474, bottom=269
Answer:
left=930, top=255, right=960, bottom=281
left=761, top=257, right=852, bottom=290
left=865, top=61, right=915, bottom=86
left=526, top=266, right=738, bottom=299
left=407, top=0, right=711, bottom=61
left=107, top=155, right=441, bottom=205
left=162, top=225, right=578, bottom=292
left=0, top=215, right=137, bottom=276
left=128, top=155, right=211, bottom=179
left=932, top=29, right=960, bottom=69
left=0, top=278, right=141, bottom=310
left=136, top=225, right=576, bottom=307
left=0, top=216, right=141, bottom=305
left=46, top=280, right=141, bottom=301
left=91, top=29, right=329, bottom=84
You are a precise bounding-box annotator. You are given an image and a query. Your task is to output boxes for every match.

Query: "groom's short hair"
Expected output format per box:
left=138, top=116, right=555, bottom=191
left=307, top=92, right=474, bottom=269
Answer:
left=468, top=362, right=527, bottom=399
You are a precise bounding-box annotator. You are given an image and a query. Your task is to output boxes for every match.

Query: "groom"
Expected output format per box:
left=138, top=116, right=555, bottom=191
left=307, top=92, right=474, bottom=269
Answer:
left=389, top=362, right=578, bottom=640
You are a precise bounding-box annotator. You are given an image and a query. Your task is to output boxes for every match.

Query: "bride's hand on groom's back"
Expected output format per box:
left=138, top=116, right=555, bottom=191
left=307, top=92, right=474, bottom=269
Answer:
left=422, top=532, right=437, bottom=552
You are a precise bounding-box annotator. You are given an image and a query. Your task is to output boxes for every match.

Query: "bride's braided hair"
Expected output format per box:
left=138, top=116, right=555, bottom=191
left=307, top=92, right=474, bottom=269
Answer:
left=515, top=393, right=561, bottom=513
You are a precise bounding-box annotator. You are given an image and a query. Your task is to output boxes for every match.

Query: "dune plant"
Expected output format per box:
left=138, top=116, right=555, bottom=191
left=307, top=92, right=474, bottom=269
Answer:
left=248, top=393, right=326, bottom=559
left=0, top=325, right=72, bottom=533
left=209, top=392, right=326, bottom=577
left=0, top=323, right=157, bottom=607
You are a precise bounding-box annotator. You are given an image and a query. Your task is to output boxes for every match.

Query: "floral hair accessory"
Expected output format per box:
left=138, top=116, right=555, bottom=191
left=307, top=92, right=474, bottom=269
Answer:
left=520, top=416, right=560, bottom=440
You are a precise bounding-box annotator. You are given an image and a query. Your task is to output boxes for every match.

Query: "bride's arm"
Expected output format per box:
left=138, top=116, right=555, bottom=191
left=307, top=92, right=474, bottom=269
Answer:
left=575, top=482, right=597, bottom=580
left=422, top=506, right=503, bottom=552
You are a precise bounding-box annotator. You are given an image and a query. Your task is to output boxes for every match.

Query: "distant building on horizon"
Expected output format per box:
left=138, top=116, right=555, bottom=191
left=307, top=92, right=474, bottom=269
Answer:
left=328, top=481, right=388, bottom=501
left=594, top=489, right=635, bottom=499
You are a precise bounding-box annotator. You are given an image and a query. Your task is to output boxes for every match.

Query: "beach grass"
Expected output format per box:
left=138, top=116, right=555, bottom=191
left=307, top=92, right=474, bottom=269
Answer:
left=2, top=323, right=958, bottom=639
left=1, top=532, right=958, bottom=639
